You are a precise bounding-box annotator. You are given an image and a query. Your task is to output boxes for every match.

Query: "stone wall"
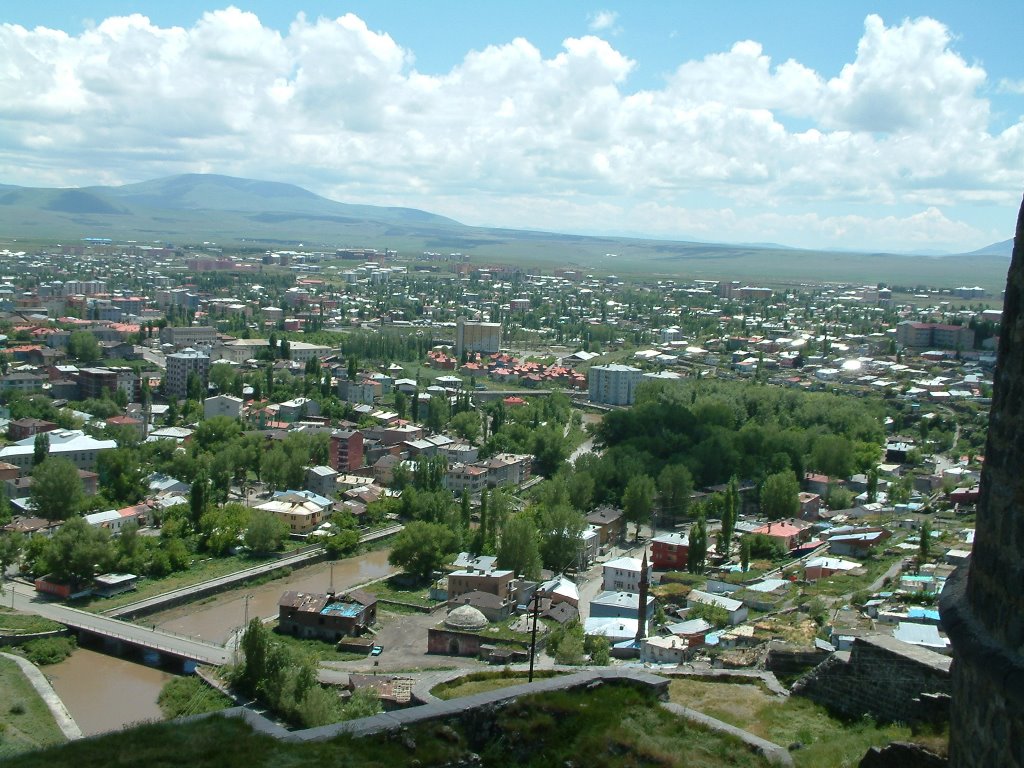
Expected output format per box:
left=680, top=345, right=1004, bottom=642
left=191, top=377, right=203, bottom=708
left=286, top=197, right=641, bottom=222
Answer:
left=940, top=192, right=1024, bottom=768
left=792, top=634, right=950, bottom=723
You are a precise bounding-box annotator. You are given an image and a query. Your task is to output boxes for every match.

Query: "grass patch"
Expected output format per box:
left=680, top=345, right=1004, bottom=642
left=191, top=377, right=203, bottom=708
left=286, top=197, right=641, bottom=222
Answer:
left=0, top=656, right=67, bottom=759
left=268, top=622, right=371, bottom=662
left=157, top=676, right=233, bottom=720
left=0, top=682, right=772, bottom=768
left=360, top=576, right=440, bottom=609
left=78, top=553, right=296, bottom=612
left=668, top=677, right=946, bottom=768
left=431, top=669, right=565, bottom=700
left=0, top=609, right=64, bottom=636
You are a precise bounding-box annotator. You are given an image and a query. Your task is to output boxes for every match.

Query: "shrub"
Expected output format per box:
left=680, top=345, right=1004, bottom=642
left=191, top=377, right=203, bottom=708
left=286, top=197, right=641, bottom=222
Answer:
left=21, top=635, right=76, bottom=665
left=157, top=676, right=232, bottom=719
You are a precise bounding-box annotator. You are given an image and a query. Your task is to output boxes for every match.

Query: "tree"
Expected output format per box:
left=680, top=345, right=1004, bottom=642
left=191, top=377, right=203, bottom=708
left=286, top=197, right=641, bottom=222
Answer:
left=532, top=425, right=568, bottom=478
left=410, top=389, right=420, bottom=422
left=622, top=474, right=655, bottom=540
left=46, top=516, right=114, bottom=586
left=866, top=469, right=879, bottom=503
left=67, top=331, right=101, bottom=363
left=32, top=432, right=50, bottom=467
left=918, top=519, right=932, bottom=565
left=687, top=514, right=707, bottom=574
left=186, top=372, right=205, bottom=402
left=425, top=395, right=450, bottom=433
left=245, top=510, right=288, bottom=556
left=497, top=512, right=542, bottom=580
left=393, top=389, right=408, bottom=420
left=30, top=457, right=84, bottom=520
left=96, top=448, right=146, bottom=505
left=189, top=470, right=209, bottom=528
left=460, top=490, right=471, bottom=532
left=566, top=471, right=594, bottom=513
left=719, top=475, right=738, bottom=558
left=387, top=521, right=458, bottom=582
left=0, top=532, right=24, bottom=580
left=810, top=435, right=854, bottom=479
left=657, top=463, right=693, bottom=522
left=740, top=537, right=751, bottom=572
left=448, top=411, right=480, bottom=443
left=760, top=470, right=800, bottom=520
left=539, top=504, right=585, bottom=572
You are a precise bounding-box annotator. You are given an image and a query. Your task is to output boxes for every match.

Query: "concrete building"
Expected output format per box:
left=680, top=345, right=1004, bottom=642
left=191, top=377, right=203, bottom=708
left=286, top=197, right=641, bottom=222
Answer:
left=330, top=429, right=364, bottom=472
left=456, top=318, right=502, bottom=358
left=588, top=364, right=642, bottom=406
left=602, top=556, right=654, bottom=593
left=159, top=325, right=216, bottom=348
left=0, top=429, right=117, bottom=471
left=164, top=348, right=210, bottom=399
left=204, top=394, right=243, bottom=420
left=896, top=321, right=974, bottom=351
left=278, top=589, right=377, bottom=640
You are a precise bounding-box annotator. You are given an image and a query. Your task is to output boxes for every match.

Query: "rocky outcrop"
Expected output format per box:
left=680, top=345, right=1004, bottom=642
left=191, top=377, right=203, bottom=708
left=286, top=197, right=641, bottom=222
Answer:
left=940, top=193, right=1024, bottom=768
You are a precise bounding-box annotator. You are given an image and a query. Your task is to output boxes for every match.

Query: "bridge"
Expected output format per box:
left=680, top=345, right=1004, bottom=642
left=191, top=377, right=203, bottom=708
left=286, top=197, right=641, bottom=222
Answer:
left=4, top=524, right=405, bottom=668
left=7, top=582, right=230, bottom=667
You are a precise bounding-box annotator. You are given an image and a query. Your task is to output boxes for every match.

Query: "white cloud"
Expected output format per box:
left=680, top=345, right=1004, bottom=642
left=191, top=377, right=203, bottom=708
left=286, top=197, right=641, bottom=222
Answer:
left=588, top=10, right=619, bottom=33
left=0, top=10, right=1019, bottom=252
left=998, top=78, right=1024, bottom=95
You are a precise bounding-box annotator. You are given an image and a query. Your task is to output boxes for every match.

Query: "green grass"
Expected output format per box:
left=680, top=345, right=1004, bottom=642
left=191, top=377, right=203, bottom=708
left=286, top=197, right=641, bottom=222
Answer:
left=668, top=677, right=947, bottom=768
left=266, top=623, right=371, bottom=663
left=0, top=609, right=64, bottom=636
left=0, top=683, right=772, bottom=768
left=431, top=669, right=565, bottom=700
left=0, top=656, right=67, bottom=759
left=360, top=576, right=439, bottom=609
left=157, top=676, right=233, bottom=720
left=78, top=553, right=296, bottom=613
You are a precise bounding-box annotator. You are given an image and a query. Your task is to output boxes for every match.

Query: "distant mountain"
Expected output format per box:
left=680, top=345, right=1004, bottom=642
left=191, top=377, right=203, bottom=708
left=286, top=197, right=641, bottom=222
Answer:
left=965, top=239, right=1013, bottom=257
left=0, top=173, right=1012, bottom=292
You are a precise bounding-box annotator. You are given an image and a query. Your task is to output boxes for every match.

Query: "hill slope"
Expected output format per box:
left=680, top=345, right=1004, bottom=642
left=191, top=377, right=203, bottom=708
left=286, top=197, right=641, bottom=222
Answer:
left=0, top=174, right=1011, bottom=292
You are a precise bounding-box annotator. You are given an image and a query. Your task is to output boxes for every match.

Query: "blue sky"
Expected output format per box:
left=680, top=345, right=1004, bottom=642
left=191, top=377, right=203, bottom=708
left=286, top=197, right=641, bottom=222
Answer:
left=1, top=2, right=1022, bottom=252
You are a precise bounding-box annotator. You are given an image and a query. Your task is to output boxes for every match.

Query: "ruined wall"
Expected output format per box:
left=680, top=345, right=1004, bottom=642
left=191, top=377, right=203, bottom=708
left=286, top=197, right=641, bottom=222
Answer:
left=792, top=634, right=950, bottom=723
left=940, top=194, right=1024, bottom=768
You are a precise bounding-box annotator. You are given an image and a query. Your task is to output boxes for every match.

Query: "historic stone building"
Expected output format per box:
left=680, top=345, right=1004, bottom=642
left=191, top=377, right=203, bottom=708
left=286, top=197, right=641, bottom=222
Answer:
left=940, top=195, right=1024, bottom=768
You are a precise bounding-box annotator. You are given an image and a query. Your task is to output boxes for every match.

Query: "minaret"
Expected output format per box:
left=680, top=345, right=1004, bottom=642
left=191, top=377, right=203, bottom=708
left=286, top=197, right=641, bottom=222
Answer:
left=635, top=550, right=650, bottom=644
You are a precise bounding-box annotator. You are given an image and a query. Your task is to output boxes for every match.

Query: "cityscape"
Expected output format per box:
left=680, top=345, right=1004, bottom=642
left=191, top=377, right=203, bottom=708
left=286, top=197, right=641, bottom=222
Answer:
left=0, top=4, right=1022, bottom=768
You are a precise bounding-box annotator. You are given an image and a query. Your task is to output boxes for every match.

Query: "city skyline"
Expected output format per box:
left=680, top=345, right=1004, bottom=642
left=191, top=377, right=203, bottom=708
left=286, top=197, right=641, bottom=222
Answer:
left=1, top=1, right=1022, bottom=254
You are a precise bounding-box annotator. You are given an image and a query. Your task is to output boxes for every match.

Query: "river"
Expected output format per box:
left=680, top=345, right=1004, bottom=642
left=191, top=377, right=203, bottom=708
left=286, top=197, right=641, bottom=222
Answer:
left=45, top=646, right=174, bottom=736
left=146, top=548, right=395, bottom=644
left=41, top=548, right=394, bottom=736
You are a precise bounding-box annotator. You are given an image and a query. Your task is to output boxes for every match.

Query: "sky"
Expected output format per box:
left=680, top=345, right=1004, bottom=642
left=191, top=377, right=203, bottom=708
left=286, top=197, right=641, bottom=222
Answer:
left=1, top=1, right=1022, bottom=254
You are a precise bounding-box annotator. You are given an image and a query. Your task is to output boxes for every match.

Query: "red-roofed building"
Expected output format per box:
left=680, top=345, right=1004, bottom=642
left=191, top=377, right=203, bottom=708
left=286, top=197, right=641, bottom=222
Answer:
left=753, top=520, right=808, bottom=551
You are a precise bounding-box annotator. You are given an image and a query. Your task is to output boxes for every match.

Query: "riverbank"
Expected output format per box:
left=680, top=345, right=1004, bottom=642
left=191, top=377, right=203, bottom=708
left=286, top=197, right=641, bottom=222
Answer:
left=0, top=653, right=75, bottom=758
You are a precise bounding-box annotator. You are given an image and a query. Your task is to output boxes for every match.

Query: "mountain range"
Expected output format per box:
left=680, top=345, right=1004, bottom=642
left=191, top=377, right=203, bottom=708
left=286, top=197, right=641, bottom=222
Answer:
left=0, top=174, right=1011, bottom=290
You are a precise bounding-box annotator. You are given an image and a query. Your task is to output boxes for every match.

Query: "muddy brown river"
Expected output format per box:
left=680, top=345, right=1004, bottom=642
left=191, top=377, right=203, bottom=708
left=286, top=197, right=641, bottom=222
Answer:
left=43, top=549, right=395, bottom=735
left=147, top=548, right=395, bottom=643
left=45, top=647, right=174, bottom=736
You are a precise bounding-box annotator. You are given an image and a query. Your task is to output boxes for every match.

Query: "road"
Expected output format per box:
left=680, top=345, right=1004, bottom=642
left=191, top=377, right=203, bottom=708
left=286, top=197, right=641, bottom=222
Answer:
left=106, top=524, right=403, bottom=618
left=4, top=581, right=230, bottom=666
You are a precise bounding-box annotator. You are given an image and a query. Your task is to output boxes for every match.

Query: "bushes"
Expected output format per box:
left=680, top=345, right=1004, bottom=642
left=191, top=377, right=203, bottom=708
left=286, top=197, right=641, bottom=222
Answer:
left=157, top=676, right=232, bottom=719
left=230, top=618, right=345, bottom=728
left=21, top=636, right=76, bottom=665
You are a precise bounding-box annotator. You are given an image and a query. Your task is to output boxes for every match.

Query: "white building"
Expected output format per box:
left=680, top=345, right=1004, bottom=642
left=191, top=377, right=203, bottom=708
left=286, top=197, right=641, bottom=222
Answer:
left=165, top=348, right=210, bottom=399
left=588, top=364, right=642, bottom=406
left=204, top=394, right=243, bottom=420
left=456, top=318, right=502, bottom=357
left=0, top=429, right=117, bottom=471
left=601, top=556, right=654, bottom=593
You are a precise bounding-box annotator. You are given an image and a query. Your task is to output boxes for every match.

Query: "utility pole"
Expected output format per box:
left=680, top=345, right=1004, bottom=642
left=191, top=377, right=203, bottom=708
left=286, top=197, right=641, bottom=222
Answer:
left=528, top=589, right=541, bottom=683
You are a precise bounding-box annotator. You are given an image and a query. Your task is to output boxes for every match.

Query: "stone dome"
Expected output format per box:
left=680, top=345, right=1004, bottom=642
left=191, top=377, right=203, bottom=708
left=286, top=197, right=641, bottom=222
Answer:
left=444, top=604, right=488, bottom=631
